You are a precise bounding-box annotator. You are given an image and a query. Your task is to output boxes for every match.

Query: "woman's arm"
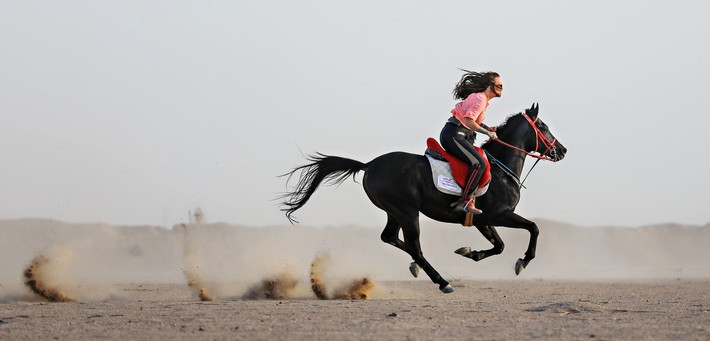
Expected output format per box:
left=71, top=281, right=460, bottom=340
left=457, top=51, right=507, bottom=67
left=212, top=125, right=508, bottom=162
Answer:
left=480, top=123, right=496, bottom=132
left=463, top=118, right=498, bottom=140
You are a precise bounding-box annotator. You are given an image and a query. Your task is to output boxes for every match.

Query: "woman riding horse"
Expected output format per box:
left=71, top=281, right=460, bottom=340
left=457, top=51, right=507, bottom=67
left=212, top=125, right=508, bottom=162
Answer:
left=441, top=70, right=502, bottom=214
left=280, top=102, right=567, bottom=293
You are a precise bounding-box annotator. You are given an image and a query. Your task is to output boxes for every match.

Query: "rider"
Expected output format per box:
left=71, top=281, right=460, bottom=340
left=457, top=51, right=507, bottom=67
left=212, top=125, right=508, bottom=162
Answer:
left=440, top=70, right=502, bottom=214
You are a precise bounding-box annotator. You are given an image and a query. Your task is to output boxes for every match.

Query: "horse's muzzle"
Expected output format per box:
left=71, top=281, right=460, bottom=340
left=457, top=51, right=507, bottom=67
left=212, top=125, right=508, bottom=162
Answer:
left=548, top=146, right=567, bottom=161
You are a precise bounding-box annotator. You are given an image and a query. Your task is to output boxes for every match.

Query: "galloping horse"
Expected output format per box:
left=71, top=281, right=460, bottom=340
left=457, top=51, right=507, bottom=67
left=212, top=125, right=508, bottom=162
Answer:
left=280, top=104, right=567, bottom=293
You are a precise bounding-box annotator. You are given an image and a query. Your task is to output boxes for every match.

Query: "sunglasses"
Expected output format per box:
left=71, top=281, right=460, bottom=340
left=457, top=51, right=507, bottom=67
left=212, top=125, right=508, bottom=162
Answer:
left=493, top=84, right=503, bottom=90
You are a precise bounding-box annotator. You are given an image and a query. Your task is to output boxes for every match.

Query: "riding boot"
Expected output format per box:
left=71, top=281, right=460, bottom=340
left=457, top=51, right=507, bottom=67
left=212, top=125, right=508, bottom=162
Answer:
left=453, top=165, right=484, bottom=214
left=454, top=195, right=482, bottom=214
left=464, top=196, right=482, bottom=214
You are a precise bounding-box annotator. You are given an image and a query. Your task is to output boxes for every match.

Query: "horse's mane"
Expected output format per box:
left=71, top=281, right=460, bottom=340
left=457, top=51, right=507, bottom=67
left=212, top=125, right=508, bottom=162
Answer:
left=481, top=112, right=522, bottom=149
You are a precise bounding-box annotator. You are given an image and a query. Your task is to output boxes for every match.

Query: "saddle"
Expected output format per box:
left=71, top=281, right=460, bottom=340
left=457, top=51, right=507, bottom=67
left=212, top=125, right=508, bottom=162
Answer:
left=424, top=138, right=491, bottom=197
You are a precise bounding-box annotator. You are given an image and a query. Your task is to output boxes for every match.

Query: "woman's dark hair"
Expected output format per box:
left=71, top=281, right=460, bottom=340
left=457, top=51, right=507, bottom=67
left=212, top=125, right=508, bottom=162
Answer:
left=452, top=69, right=500, bottom=100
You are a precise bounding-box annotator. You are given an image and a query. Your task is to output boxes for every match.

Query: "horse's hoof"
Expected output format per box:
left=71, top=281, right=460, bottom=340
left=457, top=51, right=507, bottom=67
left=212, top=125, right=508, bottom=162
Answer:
left=409, top=262, right=420, bottom=278
left=454, top=246, right=471, bottom=256
left=440, top=284, right=454, bottom=294
left=515, top=258, right=526, bottom=275
left=470, top=251, right=485, bottom=262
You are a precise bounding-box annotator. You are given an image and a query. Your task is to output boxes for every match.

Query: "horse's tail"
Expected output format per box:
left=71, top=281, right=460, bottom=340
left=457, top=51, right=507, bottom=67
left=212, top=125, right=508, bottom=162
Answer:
left=279, top=153, right=367, bottom=224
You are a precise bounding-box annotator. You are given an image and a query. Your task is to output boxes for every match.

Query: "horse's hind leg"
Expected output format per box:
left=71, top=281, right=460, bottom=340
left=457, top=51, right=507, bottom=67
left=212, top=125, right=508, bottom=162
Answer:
left=380, top=214, right=423, bottom=277
left=380, top=213, right=406, bottom=251
left=455, top=225, right=505, bottom=262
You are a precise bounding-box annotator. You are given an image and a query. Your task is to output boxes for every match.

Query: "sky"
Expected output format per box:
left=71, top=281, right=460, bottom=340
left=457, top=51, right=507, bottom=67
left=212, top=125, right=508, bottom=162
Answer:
left=1, top=1, right=708, bottom=228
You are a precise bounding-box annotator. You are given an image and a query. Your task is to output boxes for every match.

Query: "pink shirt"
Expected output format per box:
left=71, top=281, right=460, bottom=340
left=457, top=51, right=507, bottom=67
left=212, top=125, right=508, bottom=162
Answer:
left=451, top=92, right=489, bottom=126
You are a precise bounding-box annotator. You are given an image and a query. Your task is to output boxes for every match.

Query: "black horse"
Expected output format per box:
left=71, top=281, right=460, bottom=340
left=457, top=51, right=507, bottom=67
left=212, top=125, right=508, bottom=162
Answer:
left=280, top=104, right=567, bottom=293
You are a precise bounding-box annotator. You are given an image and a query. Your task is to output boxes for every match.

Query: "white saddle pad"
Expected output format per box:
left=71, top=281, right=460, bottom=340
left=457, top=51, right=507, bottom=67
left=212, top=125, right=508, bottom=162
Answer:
left=425, top=154, right=489, bottom=197
left=426, top=154, right=463, bottom=195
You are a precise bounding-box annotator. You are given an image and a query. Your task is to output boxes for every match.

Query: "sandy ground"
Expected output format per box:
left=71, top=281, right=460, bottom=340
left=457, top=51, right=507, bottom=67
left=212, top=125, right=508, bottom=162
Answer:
left=1, top=219, right=709, bottom=339
left=1, top=280, right=708, bottom=340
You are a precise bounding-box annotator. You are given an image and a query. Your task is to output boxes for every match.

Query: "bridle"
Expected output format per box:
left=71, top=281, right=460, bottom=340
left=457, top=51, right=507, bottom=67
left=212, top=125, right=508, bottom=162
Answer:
left=491, top=112, right=559, bottom=188
left=494, top=113, right=558, bottom=162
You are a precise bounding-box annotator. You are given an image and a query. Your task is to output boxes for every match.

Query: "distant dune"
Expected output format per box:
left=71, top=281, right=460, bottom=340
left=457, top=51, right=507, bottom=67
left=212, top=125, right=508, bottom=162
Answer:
left=1, top=218, right=708, bottom=301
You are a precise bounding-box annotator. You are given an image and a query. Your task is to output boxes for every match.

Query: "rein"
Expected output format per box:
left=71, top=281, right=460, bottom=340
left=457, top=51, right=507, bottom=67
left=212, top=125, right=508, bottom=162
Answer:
left=490, top=113, right=557, bottom=188
left=485, top=152, right=525, bottom=189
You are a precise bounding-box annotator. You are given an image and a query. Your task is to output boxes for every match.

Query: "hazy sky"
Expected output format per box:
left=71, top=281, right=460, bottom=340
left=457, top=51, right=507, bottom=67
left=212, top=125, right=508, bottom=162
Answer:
left=1, top=1, right=708, bottom=228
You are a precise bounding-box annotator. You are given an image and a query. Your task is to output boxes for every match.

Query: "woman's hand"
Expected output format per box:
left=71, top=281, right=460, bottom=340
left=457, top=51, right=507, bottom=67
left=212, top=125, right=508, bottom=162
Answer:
left=488, top=131, right=498, bottom=140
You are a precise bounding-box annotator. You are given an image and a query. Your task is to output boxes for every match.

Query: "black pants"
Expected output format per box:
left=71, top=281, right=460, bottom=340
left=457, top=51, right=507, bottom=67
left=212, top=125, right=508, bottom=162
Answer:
left=439, top=122, right=487, bottom=199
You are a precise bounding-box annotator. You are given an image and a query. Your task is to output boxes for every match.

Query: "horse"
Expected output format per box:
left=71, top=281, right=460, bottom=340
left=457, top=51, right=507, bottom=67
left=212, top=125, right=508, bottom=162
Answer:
left=280, top=103, right=567, bottom=293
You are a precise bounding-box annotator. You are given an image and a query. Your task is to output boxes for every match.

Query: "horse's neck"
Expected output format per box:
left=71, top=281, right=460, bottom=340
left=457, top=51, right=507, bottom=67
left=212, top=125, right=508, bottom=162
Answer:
left=486, top=145, right=526, bottom=177
left=484, top=115, right=532, bottom=177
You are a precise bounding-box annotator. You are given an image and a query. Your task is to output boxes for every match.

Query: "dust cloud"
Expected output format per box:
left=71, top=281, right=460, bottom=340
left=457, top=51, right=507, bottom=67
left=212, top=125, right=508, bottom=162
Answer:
left=309, top=253, right=375, bottom=300
left=1, top=218, right=708, bottom=302
left=332, top=277, right=374, bottom=300
left=184, top=269, right=215, bottom=302
left=310, top=254, right=329, bottom=299
left=23, top=253, right=76, bottom=302
left=181, top=223, right=216, bottom=302
left=242, top=272, right=299, bottom=300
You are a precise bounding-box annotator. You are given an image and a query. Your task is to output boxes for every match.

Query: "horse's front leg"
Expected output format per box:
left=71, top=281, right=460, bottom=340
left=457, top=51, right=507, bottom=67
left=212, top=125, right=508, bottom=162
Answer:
left=455, top=225, right=505, bottom=261
left=490, top=212, right=539, bottom=275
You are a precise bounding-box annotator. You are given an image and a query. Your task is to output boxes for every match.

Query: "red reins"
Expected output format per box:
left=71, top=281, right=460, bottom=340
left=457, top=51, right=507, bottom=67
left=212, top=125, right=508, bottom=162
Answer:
left=494, top=113, right=557, bottom=161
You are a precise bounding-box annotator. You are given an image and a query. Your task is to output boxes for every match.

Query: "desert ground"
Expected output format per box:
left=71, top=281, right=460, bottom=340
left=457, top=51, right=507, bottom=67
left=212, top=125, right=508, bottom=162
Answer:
left=1, top=219, right=708, bottom=339
left=1, top=281, right=708, bottom=340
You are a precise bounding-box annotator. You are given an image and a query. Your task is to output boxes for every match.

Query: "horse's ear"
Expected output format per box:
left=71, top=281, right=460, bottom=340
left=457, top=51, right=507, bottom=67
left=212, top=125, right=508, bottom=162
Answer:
left=530, top=103, right=539, bottom=117
left=526, top=103, right=536, bottom=116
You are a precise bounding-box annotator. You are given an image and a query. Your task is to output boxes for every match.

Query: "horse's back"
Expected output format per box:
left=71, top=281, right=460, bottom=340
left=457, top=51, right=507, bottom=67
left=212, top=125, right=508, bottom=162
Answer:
left=368, top=151, right=424, bottom=168
left=362, top=152, right=430, bottom=208
left=365, top=151, right=429, bottom=183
